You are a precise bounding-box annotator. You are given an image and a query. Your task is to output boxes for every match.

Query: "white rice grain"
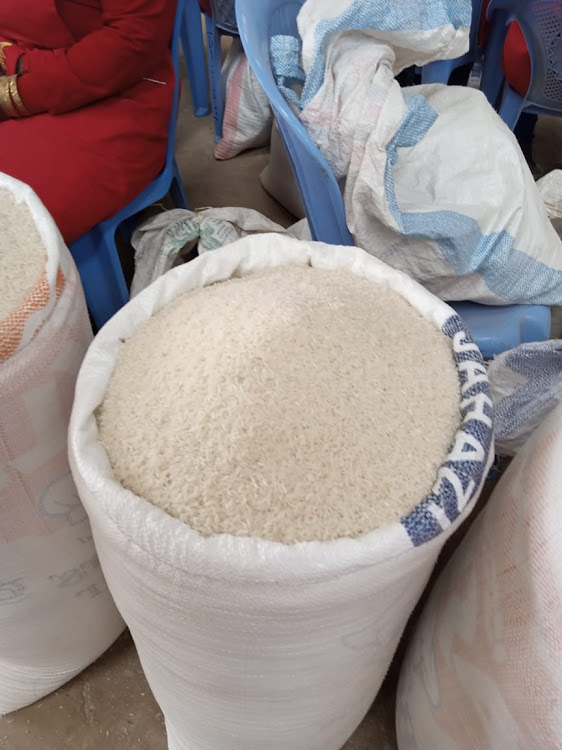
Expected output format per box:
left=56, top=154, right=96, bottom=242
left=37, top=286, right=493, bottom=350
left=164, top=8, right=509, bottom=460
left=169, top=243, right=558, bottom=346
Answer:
left=98, top=265, right=461, bottom=544
left=0, top=189, right=46, bottom=323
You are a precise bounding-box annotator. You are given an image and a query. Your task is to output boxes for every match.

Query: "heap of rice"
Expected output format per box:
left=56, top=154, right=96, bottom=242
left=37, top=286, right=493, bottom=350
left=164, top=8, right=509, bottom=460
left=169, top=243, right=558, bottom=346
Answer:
left=98, top=265, right=461, bottom=544
left=0, top=189, right=46, bottom=323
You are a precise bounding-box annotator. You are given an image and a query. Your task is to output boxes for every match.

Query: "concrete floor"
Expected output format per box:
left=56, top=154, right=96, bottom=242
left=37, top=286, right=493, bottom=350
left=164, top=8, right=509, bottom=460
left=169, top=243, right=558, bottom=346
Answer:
left=1, top=59, right=561, bottom=749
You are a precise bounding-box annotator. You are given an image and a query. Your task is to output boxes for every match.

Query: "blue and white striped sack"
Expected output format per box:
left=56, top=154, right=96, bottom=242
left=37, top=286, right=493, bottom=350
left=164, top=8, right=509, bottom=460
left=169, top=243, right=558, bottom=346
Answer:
left=296, top=0, right=471, bottom=108
left=488, top=339, right=562, bottom=456
left=293, top=31, right=562, bottom=305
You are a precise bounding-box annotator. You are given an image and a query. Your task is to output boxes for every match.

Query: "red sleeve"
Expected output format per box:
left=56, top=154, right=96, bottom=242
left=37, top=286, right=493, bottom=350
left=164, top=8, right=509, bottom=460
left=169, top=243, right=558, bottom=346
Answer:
left=9, top=0, right=176, bottom=116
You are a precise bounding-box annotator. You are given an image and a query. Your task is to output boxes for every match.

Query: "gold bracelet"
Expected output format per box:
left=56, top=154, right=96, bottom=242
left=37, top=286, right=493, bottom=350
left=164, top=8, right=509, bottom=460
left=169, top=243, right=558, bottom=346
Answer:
left=8, top=75, right=29, bottom=116
left=0, top=76, right=19, bottom=118
left=0, top=42, right=12, bottom=74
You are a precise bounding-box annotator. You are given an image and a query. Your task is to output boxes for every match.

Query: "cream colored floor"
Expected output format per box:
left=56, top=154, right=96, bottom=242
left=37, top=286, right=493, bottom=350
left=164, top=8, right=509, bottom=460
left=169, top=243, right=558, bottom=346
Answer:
left=0, top=628, right=399, bottom=750
left=1, top=66, right=561, bottom=749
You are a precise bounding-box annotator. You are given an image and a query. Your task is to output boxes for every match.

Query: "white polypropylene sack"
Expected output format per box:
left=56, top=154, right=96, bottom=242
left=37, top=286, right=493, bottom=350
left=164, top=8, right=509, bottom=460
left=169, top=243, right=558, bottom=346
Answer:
left=260, top=120, right=306, bottom=219
left=396, top=400, right=562, bottom=750
left=538, top=169, right=562, bottom=220
left=0, top=174, right=124, bottom=714
left=69, top=234, right=494, bottom=750
left=214, top=39, right=272, bottom=160
left=130, top=206, right=310, bottom=296
left=130, top=206, right=289, bottom=296
left=487, top=339, right=562, bottom=456
left=297, top=34, right=562, bottom=305
left=296, top=0, right=471, bottom=107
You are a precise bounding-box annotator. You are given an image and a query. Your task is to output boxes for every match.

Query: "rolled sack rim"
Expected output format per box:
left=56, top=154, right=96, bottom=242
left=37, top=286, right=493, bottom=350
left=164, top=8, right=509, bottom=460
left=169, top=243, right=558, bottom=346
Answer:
left=0, top=172, right=72, bottom=361
left=68, top=234, right=494, bottom=582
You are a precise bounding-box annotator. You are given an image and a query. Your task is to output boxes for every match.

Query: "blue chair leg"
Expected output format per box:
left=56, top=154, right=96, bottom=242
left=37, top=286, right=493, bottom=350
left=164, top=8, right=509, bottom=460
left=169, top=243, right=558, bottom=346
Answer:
left=181, top=0, right=210, bottom=117
left=480, top=10, right=509, bottom=109
left=69, top=225, right=129, bottom=330
left=421, top=59, right=456, bottom=85
left=498, top=84, right=526, bottom=130
left=206, top=13, right=225, bottom=142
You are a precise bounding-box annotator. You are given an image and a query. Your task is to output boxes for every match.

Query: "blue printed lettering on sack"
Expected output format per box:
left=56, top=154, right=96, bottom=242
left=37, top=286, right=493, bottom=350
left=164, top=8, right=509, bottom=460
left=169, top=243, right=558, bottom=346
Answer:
left=48, top=555, right=101, bottom=589
left=0, top=578, right=27, bottom=606
left=74, top=583, right=104, bottom=600
left=37, top=471, right=88, bottom=527
left=401, top=314, right=493, bottom=547
left=48, top=555, right=108, bottom=600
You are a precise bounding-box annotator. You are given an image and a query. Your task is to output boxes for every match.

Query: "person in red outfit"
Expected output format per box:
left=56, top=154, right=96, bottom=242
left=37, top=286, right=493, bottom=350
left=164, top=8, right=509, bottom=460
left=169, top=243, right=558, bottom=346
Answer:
left=0, top=0, right=176, bottom=243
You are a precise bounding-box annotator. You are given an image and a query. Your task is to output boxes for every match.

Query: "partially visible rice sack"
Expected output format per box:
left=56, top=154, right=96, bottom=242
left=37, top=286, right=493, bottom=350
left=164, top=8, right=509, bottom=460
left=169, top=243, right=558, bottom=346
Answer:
left=0, top=188, right=46, bottom=324
left=0, top=175, right=124, bottom=715
left=97, top=265, right=461, bottom=544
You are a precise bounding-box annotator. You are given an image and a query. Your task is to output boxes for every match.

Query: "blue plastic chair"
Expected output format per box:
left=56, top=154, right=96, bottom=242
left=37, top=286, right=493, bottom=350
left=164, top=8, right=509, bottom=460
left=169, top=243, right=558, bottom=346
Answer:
left=236, top=0, right=551, bottom=357
left=236, top=1, right=352, bottom=245
left=205, top=0, right=239, bottom=141
left=481, top=0, right=562, bottom=127
left=421, top=0, right=485, bottom=84
left=69, top=0, right=189, bottom=330
left=450, top=302, right=551, bottom=358
left=182, top=0, right=211, bottom=117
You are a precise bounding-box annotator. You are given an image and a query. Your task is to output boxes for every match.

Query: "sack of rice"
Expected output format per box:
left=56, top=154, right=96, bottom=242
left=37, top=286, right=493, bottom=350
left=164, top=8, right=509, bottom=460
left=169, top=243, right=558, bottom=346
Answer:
left=0, top=174, right=124, bottom=714
left=69, top=234, right=494, bottom=750
left=396, top=401, right=562, bottom=750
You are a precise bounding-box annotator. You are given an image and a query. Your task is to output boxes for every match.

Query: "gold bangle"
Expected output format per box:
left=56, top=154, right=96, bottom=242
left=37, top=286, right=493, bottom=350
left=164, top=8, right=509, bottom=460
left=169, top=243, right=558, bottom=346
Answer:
left=0, top=76, right=19, bottom=118
left=0, top=42, right=12, bottom=74
left=8, top=76, right=29, bottom=116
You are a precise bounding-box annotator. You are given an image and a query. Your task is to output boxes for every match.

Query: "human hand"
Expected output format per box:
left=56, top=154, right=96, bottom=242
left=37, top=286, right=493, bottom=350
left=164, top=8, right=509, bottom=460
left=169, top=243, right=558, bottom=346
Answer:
left=0, top=42, right=13, bottom=75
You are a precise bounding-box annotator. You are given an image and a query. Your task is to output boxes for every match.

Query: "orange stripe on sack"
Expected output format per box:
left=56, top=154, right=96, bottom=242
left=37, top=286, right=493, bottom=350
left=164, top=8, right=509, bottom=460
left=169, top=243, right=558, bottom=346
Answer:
left=55, top=266, right=65, bottom=298
left=0, top=264, right=66, bottom=362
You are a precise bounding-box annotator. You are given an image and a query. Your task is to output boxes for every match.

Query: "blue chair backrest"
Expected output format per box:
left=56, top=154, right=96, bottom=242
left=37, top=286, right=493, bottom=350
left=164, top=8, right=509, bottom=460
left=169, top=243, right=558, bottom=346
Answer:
left=236, top=0, right=354, bottom=246
left=469, top=0, right=486, bottom=53
left=489, top=0, right=562, bottom=109
left=166, top=0, right=186, bottom=169
left=210, top=0, right=238, bottom=33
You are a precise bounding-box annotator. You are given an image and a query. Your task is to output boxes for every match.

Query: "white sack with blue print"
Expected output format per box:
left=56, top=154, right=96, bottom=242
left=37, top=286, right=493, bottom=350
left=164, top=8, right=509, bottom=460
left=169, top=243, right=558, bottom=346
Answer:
left=297, top=0, right=471, bottom=104
left=488, top=339, right=562, bottom=456
left=69, top=235, right=494, bottom=750
left=298, top=35, right=562, bottom=305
